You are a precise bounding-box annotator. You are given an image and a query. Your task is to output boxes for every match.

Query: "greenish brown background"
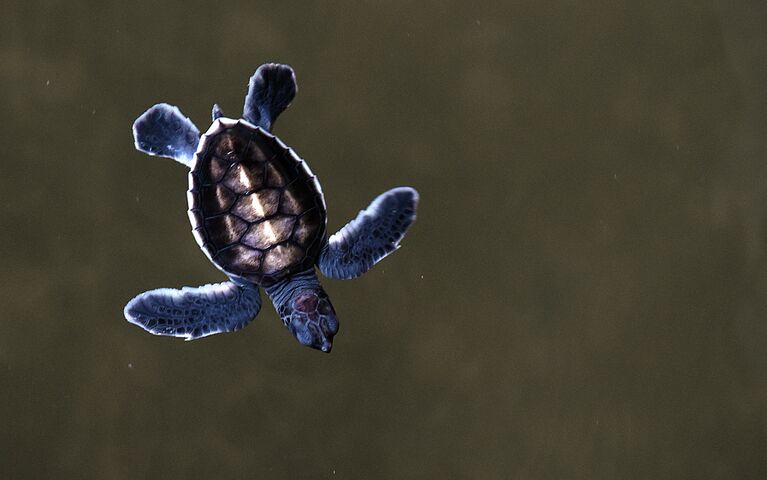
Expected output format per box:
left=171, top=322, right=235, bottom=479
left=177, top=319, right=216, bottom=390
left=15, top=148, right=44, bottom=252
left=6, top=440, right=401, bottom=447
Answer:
left=1, top=0, right=766, bottom=478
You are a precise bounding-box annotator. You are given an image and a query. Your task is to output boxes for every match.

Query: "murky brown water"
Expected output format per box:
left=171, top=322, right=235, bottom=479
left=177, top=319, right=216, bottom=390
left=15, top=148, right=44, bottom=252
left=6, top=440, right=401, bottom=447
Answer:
left=2, top=1, right=766, bottom=478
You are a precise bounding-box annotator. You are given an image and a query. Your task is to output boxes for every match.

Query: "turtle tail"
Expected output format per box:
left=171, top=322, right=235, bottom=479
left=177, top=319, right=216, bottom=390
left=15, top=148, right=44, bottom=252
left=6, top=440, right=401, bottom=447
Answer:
left=242, top=63, right=297, bottom=132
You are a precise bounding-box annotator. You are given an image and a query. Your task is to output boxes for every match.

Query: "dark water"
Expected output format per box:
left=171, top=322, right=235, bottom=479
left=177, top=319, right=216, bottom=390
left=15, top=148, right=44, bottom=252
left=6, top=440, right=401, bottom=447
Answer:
left=2, top=1, right=766, bottom=478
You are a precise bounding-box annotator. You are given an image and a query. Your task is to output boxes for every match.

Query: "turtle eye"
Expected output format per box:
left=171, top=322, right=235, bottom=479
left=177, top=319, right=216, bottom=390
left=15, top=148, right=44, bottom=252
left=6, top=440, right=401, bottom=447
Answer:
left=318, top=298, right=334, bottom=316
left=307, top=322, right=322, bottom=339
left=321, top=316, right=339, bottom=336
left=290, top=322, right=313, bottom=346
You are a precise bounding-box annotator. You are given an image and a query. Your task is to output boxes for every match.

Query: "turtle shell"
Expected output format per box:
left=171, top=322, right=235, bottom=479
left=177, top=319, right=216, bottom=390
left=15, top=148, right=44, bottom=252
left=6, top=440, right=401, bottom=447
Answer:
left=187, top=118, right=326, bottom=287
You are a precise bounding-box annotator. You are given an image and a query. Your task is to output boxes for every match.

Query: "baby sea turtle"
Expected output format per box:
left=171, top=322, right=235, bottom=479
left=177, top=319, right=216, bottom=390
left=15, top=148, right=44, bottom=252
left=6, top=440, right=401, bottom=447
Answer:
left=124, top=63, right=419, bottom=352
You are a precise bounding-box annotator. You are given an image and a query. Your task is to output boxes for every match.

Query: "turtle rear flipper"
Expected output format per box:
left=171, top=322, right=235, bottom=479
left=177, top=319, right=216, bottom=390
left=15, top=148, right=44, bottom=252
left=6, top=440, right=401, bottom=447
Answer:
left=211, top=103, right=223, bottom=121
left=124, top=281, right=261, bottom=340
left=132, top=103, right=200, bottom=166
left=243, top=63, right=297, bottom=132
left=319, top=187, right=419, bottom=279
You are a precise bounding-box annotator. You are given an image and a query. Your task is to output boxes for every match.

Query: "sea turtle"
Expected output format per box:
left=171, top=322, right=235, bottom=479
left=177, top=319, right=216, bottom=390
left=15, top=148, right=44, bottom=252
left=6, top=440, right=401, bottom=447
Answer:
left=124, top=63, right=419, bottom=352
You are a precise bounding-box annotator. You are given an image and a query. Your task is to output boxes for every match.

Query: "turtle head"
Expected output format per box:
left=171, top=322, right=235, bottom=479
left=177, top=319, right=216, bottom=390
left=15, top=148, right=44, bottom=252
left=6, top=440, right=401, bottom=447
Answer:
left=283, top=289, right=339, bottom=353
left=265, top=270, right=339, bottom=352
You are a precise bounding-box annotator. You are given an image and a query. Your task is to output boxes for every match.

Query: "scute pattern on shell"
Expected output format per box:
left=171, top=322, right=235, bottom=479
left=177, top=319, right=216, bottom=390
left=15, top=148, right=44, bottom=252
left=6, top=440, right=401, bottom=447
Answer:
left=187, top=119, right=326, bottom=286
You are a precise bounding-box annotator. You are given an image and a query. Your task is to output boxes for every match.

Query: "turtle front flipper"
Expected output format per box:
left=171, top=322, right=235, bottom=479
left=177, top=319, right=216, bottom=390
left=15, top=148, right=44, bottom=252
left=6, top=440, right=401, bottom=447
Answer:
left=319, top=187, right=419, bottom=280
left=242, top=63, right=297, bottom=132
left=132, top=103, right=200, bottom=166
left=124, top=281, right=261, bottom=340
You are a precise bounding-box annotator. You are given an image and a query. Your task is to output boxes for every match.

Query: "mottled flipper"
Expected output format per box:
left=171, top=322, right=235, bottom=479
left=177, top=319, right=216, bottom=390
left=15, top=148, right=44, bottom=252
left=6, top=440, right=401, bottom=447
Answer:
left=132, top=103, right=200, bottom=166
left=319, top=187, right=419, bottom=279
left=124, top=281, right=261, bottom=340
left=242, top=63, right=297, bottom=132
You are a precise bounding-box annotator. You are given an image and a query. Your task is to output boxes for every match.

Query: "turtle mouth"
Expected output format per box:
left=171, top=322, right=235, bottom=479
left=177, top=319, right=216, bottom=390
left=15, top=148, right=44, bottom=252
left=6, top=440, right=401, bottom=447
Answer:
left=288, top=319, right=335, bottom=352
